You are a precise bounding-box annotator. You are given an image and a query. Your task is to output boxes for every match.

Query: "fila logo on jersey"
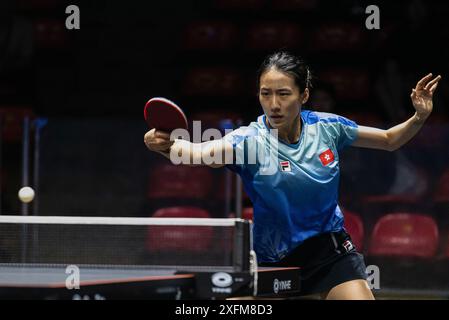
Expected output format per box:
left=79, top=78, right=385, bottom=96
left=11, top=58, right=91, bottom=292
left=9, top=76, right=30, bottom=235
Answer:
left=319, top=149, right=335, bottom=166
left=280, top=161, right=291, bottom=172
left=342, top=240, right=354, bottom=252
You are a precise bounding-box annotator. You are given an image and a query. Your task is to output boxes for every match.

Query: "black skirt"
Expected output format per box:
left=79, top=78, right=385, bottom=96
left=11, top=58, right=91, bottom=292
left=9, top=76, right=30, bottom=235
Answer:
left=259, top=230, right=368, bottom=296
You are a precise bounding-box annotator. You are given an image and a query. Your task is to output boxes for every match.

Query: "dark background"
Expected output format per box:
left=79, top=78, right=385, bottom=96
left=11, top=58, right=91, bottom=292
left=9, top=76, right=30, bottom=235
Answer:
left=1, top=0, right=449, bottom=297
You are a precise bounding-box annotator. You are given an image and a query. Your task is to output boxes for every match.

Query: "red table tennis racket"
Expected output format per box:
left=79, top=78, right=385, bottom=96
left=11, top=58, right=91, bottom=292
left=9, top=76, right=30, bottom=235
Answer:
left=144, top=97, right=188, bottom=132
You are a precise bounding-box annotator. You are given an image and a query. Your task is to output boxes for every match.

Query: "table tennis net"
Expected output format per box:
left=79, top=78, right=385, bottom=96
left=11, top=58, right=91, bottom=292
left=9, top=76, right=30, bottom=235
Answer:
left=0, top=216, right=250, bottom=270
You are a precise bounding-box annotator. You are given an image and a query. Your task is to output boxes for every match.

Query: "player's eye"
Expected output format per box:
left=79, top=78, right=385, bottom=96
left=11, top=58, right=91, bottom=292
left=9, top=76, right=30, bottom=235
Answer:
left=260, top=91, right=270, bottom=96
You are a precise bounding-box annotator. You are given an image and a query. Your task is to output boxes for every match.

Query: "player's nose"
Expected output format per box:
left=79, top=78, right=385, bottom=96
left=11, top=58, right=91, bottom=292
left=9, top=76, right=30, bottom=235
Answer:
left=269, top=96, right=281, bottom=110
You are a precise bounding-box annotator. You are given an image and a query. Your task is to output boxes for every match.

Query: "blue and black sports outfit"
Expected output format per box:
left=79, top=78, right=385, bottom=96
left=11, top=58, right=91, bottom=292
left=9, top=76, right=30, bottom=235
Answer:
left=225, top=110, right=368, bottom=295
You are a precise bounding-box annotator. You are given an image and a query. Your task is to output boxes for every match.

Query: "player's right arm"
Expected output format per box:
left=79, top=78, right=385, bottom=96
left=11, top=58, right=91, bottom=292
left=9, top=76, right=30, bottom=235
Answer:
left=144, top=128, right=233, bottom=168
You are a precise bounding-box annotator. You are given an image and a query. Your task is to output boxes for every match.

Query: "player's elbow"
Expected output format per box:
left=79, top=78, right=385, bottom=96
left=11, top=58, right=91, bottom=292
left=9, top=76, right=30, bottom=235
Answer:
left=385, top=131, right=399, bottom=152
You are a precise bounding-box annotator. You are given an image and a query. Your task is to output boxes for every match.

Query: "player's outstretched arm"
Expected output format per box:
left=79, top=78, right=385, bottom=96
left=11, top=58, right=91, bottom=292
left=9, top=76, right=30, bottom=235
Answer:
left=144, top=129, right=234, bottom=168
left=352, top=73, right=441, bottom=151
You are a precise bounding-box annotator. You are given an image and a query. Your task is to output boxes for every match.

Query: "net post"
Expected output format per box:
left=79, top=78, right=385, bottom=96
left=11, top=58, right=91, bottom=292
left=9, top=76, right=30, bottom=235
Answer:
left=232, top=219, right=250, bottom=272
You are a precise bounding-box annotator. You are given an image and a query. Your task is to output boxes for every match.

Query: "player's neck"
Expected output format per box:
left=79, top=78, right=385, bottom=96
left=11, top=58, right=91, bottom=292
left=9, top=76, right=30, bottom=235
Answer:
left=278, top=113, right=301, bottom=144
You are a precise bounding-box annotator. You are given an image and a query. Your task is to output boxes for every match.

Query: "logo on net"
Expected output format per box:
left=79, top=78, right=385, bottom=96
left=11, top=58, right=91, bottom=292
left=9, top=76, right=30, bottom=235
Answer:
left=211, top=272, right=233, bottom=294
left=273, top=278, right=291, bottom=294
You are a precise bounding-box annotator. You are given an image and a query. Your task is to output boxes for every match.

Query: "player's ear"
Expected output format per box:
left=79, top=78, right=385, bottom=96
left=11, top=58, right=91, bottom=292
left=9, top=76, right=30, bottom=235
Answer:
left=300, top=88, right=309, bottom=105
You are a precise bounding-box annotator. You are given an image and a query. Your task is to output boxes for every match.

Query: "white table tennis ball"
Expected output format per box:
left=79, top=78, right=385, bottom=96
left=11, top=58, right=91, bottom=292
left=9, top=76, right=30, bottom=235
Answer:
left=18, top=187, right=35, bottom=203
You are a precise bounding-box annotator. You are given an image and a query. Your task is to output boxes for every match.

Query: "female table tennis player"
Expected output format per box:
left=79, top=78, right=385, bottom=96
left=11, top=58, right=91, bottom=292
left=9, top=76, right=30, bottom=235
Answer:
left=144, top=52, right=441, bottom=300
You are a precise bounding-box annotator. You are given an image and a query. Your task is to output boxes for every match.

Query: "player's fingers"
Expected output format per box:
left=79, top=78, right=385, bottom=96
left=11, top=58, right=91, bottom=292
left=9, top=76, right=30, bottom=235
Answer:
left=416, top=73, right=433, bottom=88
left=161, top=142, right=175, bottom=150
left=151, top=137, right=169, bottom=145
left=144, top=129, right=156, bottom=143
left=425, top=75, right=441, bottom=90
left=145, top=140, right=172, bottom=152
left=153, top=140, right=174, bottom=151
left=154, top=130, right=171, bottom=139
left=144, top=128, right=156, bottom=137
left=430, top=81, right=440, bottom=93
left=144, top=131, right=163, bottom=144
left=144, top=131, right=170, bottom=143
left=156, top=136, right=174, bottom=145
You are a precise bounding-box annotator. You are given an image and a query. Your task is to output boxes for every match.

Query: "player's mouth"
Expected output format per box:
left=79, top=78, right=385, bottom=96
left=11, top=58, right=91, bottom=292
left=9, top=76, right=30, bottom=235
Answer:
left=270, top=115, right=283, bottom=121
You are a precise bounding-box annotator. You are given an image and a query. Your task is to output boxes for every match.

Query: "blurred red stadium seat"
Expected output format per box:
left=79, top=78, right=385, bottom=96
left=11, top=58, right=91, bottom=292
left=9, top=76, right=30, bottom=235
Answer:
left=147, top=164, right=213, bottom=200
left=0, top=107, right=35, bottom=143
left=152, top=206, right=211, bottom=219
left=146, top=207, right=213, bottom=252
left=181, top=21, right=239, bottom=50
left=310, top=22, right=365, bottom=52
left=245, top=22, right=303, bottom=51
left=242, top=207, right=253, bottom=221
left=434, top=168, right=449, bottom=203
left=228, top=208, right=253, bottom=220
left=368, top=213, right=439, bottom=258
left=182, top=68, right=244, bottom=96
left=34, top=19, right=67, bottom=49
left=317, top=68, right=370, bottom=100
left=342, top=210, right=364, bottom=251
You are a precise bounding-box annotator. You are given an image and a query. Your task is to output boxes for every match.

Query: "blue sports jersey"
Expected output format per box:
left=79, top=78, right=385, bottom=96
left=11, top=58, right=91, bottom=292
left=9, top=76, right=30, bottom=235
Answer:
left=225, top=110, right=359, bottom=263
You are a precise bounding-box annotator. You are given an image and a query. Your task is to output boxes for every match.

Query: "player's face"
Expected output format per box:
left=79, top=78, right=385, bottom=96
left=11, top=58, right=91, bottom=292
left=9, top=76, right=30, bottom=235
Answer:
left=259, top=68, right=308, bottom=130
